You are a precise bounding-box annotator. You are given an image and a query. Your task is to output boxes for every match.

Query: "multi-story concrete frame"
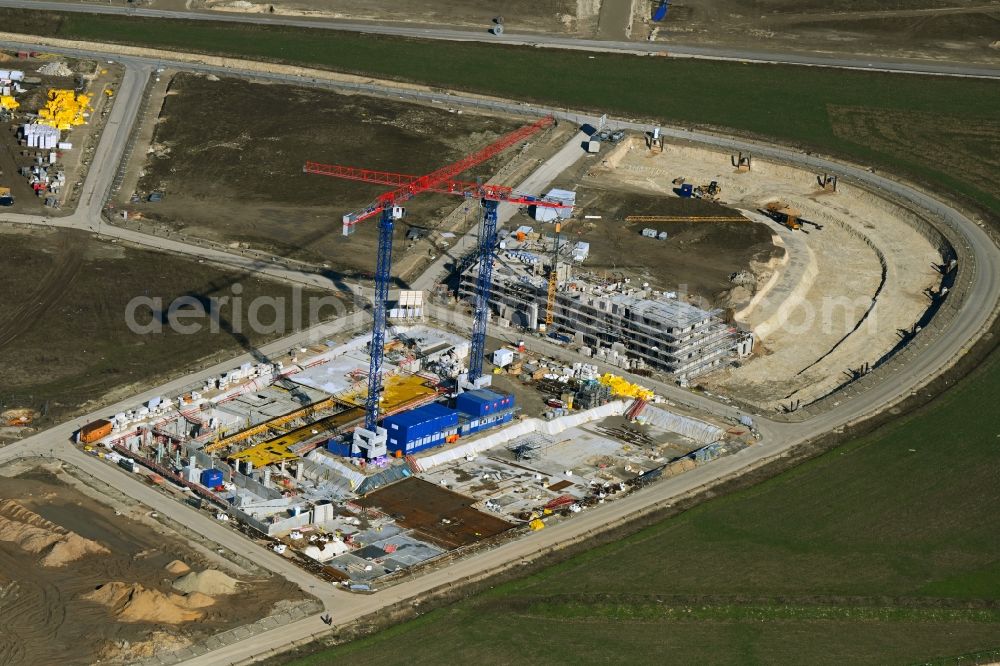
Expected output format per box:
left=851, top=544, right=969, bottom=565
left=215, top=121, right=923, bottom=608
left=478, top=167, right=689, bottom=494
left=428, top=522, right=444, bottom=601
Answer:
left=459, top=261, right=737, bottom=381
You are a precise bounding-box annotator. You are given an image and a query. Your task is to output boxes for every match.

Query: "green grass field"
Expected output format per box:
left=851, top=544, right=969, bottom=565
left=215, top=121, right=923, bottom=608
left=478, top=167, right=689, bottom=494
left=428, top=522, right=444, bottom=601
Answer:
left=3, top=10, right=1000, bottom=662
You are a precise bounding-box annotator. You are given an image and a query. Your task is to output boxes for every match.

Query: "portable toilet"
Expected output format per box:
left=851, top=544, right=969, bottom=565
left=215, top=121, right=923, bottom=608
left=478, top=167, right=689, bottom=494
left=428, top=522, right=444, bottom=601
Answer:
left=200, top=468, right=224, bottom=488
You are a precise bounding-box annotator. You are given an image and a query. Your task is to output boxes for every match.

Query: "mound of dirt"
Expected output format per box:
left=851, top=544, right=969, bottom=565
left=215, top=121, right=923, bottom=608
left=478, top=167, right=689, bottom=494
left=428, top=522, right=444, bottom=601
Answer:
left=0, top=499, right=109, bottom=566
left=172, top=569, right=241, bottom=595
left=84, top=582, right=213, bottom=624
left=165, top=559, right=191, bottom=575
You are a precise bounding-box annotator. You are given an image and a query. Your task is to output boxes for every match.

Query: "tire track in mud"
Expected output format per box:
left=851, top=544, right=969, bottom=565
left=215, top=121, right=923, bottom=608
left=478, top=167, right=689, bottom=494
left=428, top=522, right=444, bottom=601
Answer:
left=0, top=234, right=83, bottom=351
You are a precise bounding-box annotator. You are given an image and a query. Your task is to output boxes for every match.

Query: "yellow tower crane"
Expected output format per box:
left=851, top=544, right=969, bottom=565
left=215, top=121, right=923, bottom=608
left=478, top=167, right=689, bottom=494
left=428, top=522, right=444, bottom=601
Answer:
left=545, top=221, right=562, bottom=330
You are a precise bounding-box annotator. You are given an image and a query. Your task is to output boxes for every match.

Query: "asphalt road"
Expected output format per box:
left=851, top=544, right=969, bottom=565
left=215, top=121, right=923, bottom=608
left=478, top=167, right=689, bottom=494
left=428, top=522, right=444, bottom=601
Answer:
left=0, top=37, right=996, bottom=666
left=0, top=0, right=998, bottom=79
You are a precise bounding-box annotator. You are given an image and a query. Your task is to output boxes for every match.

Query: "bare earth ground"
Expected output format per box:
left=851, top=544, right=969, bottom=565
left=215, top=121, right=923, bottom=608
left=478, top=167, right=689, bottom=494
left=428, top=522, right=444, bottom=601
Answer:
left=0, top=461, right=305, bottom=665
left=128, top=73, right=536, bottom=280
left=0, top=224, right=339, bottom=439
left=585, top=138, right=942, bottom=411
left=190, top=0, right=601, bottom=36
left=551, top=149, right=782, bottom=304
left=640, top=0, right=1000, bottom=65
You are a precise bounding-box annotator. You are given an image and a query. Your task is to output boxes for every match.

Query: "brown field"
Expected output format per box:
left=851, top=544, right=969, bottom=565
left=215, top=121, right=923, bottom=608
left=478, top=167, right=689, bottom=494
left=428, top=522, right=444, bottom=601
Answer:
left=0, top=225, right=339, bottom=439
left=129, top=73, right=529, bottom=280
left=0, top=462, right=306, bottom=665
left=358, top=477, right=512, bottom=549
left=564, top=188, right=780, bottom=303
left=645, top=0, right=1000, bottom=64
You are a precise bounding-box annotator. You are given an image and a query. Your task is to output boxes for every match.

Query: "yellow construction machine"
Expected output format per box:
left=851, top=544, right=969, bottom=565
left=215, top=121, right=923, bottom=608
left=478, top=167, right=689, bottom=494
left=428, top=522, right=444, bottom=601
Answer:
left=764, top=201, right=799, bottom=230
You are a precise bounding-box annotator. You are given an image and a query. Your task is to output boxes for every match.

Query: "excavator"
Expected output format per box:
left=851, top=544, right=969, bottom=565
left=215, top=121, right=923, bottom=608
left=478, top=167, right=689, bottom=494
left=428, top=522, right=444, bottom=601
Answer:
left=762, top=201, right=823, bottom=232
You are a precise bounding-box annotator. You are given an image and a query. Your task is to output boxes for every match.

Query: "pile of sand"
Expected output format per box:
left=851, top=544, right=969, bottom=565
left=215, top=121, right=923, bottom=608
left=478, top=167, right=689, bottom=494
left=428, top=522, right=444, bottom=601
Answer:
left=165, top=559, right=191, bottom=575
left=84, top=582, right=214, bottom=624
left=0, top=499, right=109, bottom=566
left=172, top=569, right=241, bottom=595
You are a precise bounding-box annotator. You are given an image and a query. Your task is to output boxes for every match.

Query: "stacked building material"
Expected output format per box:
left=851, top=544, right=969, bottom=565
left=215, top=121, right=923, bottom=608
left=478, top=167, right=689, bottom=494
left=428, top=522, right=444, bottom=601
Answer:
left=22, top=123, right=60, bottom=149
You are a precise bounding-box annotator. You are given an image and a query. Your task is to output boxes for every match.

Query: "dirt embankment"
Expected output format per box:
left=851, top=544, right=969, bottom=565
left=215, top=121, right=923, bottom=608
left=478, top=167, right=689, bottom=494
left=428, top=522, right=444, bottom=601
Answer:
left=85, top=581, right=215, bottom=624
left=0, top=499, right=109, bottom=566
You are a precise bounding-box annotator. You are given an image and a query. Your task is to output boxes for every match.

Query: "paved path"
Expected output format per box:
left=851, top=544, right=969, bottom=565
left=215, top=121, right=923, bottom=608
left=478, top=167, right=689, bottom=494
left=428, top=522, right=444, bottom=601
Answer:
left=0, top=0, right=998, bottom=78
left=0, top=37, right=995, bottom=666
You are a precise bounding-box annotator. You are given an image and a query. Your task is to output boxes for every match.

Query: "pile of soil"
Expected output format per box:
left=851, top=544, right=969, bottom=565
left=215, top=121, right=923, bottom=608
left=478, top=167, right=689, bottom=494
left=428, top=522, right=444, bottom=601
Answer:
left=84, top=582, right=214, bottom=624
left=165, top=559, right=191, bottom=575
left=172, top=569, right=241, bottom=595
left=0, top=499, right=109, bottom=566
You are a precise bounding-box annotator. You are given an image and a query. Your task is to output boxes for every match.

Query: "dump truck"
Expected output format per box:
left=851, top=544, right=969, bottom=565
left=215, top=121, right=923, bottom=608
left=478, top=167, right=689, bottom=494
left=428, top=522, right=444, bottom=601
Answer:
left=0, top=187, right=13, bottom=207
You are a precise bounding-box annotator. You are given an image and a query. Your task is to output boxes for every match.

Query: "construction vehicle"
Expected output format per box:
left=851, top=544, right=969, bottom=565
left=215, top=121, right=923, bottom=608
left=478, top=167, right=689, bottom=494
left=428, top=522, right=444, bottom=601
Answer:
left=732, top=152, right=752, bottom=172
left=693, top=181, right=720, bottom=200
left=818, top=173, right=838, bottom=192
left=0, top=187, right=13, bottom=207
left=763, top=201, right=802, bottom=230
left=625, top=215, right=747, bottom=223
left=647, top=128, right=664, bottom=153
left=304, top=117, right=567, bottom=433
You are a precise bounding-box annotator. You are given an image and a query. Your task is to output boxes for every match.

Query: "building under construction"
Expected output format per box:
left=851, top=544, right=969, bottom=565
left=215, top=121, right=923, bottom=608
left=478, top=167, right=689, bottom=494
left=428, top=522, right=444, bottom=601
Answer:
left=458, top=242, right=744, bottom=381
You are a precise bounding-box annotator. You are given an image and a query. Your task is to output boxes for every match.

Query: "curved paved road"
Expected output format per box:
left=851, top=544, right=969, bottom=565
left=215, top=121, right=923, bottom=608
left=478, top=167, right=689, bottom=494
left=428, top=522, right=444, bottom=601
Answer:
left=0, top=0, right=998, bottom=79
left=0, top=38, right=997, bottom=665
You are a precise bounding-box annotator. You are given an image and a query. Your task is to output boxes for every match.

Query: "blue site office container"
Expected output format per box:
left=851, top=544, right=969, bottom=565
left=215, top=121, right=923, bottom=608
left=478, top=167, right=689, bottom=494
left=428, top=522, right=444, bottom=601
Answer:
left=679, top=183, right=694, bottom=197
left=200, top=468, right=223, bottom=488
left=382, top=402, right=459, bottom=455
left=459, top=410, right=514, bottom=437
left=455, top=389, right=515, bottom=418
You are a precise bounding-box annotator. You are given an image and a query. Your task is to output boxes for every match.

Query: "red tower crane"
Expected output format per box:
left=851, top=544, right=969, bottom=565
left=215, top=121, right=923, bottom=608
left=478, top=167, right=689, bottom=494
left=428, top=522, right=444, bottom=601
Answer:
left=304, top=115, right=567, bottom=456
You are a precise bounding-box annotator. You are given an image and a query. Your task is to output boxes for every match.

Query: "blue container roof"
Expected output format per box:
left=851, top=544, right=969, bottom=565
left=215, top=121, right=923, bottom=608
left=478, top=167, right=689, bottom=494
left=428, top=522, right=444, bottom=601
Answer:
left=459, top=389, right=506, bottom=405
left=383, top=402, right=454, bottom=427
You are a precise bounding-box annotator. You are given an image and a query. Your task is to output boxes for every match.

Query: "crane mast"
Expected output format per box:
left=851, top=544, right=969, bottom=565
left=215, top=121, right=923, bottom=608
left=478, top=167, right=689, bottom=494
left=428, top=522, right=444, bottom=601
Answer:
left=467, top=199, right=500, bottom=382
left=304, top=116, right=569, bottom=453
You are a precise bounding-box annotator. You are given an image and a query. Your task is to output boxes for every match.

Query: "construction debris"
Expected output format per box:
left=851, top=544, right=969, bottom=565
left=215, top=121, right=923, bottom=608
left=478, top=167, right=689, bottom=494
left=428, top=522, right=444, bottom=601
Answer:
left=37, top=61, right=73, bottom=77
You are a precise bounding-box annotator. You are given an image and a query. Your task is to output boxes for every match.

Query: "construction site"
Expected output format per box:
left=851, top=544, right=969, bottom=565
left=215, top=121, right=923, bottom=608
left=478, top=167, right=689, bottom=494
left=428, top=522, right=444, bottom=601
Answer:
left=0, top=51, right=121, bottom=213
left=71, top=319, right=755, bottom=589
left=44, top=68, right=953, bottom=600
left=0, top=39, right=976, bottom=663
left=456, top=131, right=949, bottom=410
